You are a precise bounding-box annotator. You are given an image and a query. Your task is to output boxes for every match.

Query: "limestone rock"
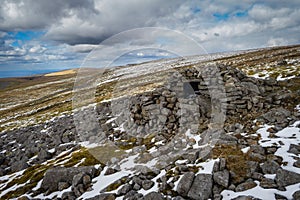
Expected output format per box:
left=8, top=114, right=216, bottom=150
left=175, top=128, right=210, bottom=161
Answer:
left=176, top=172, right=195, bottom=197
left=86, top=193, right=115, bottom=200
left=143, top=192, right=164, bottom=200
left=275, top=169, right=300, bottom=187
left=213, top=170, right=230, bottom=188
left=187, top=174, right=213, bottom=200
left=235, top=180, right=257, bottom=192
left=292, top=190, right=300, bottom=200
left=41, top=166, right=96, bottom=192
left=261, top=160, right=280, bottom=174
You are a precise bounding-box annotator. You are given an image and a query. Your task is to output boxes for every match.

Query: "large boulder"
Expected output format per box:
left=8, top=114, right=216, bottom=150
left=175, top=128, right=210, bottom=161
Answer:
left=41, top=166, right=96, bottom=192
left=86, top=193, right=115, bottom=200
left=176, top=172, right=195, bottom=196
left=260, top=160, right=280, bottom=174
left=143, top=192, right=165, bottom=200
left=235, top=180, right=257, bottom=192
left=275, top=169, right=300, bottom=187
left=213, top=170, right=230, bottom=188
left=187, top=174, right=213, bottom=200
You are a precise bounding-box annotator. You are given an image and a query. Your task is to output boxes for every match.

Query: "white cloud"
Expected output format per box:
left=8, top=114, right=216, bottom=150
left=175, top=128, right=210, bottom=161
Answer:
left=0, top=0, right=299, bottom=69
left=267, top=37, right=289, bottom=47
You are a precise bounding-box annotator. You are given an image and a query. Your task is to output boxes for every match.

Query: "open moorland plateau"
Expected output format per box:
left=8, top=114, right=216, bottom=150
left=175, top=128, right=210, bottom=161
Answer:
left=0, top=45, right=300, bottom=200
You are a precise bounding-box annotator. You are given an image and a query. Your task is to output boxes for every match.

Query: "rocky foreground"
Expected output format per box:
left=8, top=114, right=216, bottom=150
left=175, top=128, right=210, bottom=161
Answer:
left=0, top=45, right=300, bottom=199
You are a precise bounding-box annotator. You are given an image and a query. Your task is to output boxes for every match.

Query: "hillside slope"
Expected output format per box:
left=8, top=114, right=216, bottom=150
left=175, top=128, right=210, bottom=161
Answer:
left=0, top=45, right=300, bottom=200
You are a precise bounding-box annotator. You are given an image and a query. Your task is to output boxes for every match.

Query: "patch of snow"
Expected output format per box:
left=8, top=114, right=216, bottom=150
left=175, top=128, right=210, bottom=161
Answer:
left=277, top=75, right=295, bottom=81
left=80, top=167, right=130, bottom=199
left=174, top=174, right=183, bottom=190
left=114, top=122, right=125, bottom=132
left=0, top=180, right=29, bottom=198
left=175, top=159, right=189, bottom=165
left=258, top=121, right=300, bottom=173
left=241, top=147, right=250, bottom=154
left=264, top=174, right=276, bottom=179
left=196, top=159, right=219, bottom=174
left=32, top=180, right=43, bottom=191
left=48, top=148, right=56, bottom=153
left=74, top=158, right=86, bottom=167
left=79, top=141, right=100, bottom=149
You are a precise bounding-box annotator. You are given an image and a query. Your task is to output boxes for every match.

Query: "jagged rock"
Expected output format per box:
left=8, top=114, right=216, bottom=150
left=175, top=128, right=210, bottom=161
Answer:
left=261, top=160, right=280, bottom=174
left=187, top=174, right=213, bottom=200
left=294, top=159, right=300, bottom=168
left=141, top=180, right=154, bottom=190
left=214, top=194, right=222, bottom=200
left=274, top=193, right=287, bottom=200
left=41, top=166, right=96, bottom=192
left=288, top=144, right=300, bottom=155
left=83, top=174, right=92, bottom=185
left=219, top=158, right=226, bottom=170
left=247, top=161, right=259, bottom=175
left=248, top=152, right=265, bottom=162
left=275, top=169, right=300, bottom=187
left=104, top=167, right=118, bottom=175
left=260, top=178, right=277, bottom=189
left=249, top=145, right=265, bottom=155
left=37, top=148, right=53, bottom=161
left=62, top=191, right=76, bottom=200
left=228, top=184, right=236, bottom=191
left=133, top=183, right=141, bottom=190
left=235, top=180, right=257, bottom=192
left=213, top=184, right=223, bottom=195
left=117, top=184, right=132, bottom=195
left=72, top=172, right=85, bottom=187
left=58, top=182, right=70, bottom=191
left=213, top=161, right=220, bottom=172
left=123, top=190, right=143, bottom=200
left=197, top=146, right=212, bottom=161
left=10, top=159, right=28, bottom=172
left=241, top=82, right=260, bottom=94
left=293, top=190, right=300, bottom=200
left=176, top=172, right=195, bottom=197
left=86, top=193, right=115, bottom=200
left=213, top=170, right=230, bottom=188
left=251, top=172, right=264, bottom=181
left=73, top=183, right=84, bottom=197
left=143, top=192, right=164, bottom=200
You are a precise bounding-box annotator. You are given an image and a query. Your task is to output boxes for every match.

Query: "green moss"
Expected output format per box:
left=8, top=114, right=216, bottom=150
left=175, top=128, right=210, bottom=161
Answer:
left=105, top=176, right=127, bottom=192
left=63, top=147, right=101, bottom=167
left=0, top=164, right=51, bottom=199
left=142, top=133, right=156, bottom=149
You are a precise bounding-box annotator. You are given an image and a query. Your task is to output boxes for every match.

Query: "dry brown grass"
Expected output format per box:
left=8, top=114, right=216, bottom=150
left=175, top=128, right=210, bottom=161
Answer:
left=44, top=69, right=77, bottom=76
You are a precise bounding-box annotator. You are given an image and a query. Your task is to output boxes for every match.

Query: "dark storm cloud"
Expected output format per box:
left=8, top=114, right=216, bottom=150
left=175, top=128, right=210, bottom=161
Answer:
left=0, top=0, right=299, bottom=69
left=0, top=0, right=97, bottom=31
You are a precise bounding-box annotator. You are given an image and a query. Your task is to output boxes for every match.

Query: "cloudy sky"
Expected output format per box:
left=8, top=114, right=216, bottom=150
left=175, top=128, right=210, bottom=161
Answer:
left=0, top=0, right=300, bottom=76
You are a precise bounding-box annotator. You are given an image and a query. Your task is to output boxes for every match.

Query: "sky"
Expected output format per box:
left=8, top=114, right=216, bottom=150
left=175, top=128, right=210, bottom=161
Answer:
left=0, top=0, right=300, bottom=77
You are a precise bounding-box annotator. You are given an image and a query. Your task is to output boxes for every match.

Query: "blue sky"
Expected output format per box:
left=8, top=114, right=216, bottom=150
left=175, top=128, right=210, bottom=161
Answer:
left=0, top=0, right=299, bottom=77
